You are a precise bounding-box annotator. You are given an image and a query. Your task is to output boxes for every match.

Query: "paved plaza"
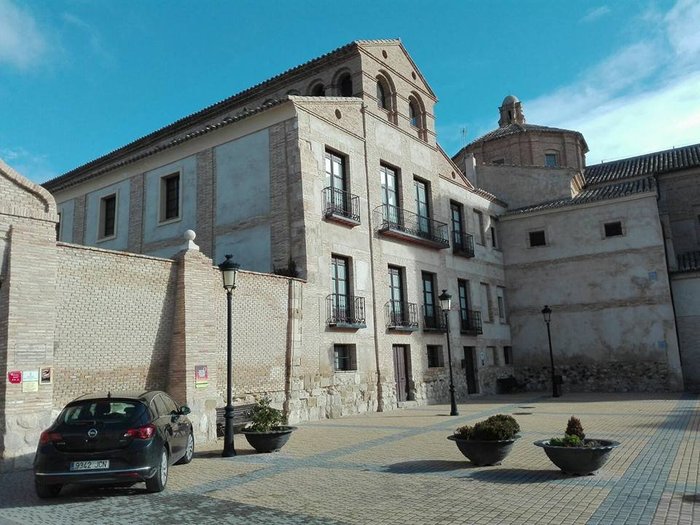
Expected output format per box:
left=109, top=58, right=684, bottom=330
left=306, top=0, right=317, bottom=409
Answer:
left=0, top=393, right=697, bottom=524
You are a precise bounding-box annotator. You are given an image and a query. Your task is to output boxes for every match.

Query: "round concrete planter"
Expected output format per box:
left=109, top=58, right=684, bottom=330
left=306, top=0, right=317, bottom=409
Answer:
left=534, top=439, right=620, bottom=475
left=241, top=426, right=296, bottom=453
left=448, top=435, right=519, bottom=466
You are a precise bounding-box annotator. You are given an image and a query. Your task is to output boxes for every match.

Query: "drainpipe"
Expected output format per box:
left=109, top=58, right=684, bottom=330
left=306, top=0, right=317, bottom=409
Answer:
left=360, top=102, right=384, bottom=412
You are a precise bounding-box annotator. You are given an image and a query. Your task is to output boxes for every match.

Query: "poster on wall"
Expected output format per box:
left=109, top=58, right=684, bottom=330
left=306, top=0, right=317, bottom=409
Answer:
left=8, top=371, right=22, bottom=384
left=195, top=365, right=209, bottom=389
left=40, top=367, right=52, bottom=385
left=22, top=370, right=39, bottom=392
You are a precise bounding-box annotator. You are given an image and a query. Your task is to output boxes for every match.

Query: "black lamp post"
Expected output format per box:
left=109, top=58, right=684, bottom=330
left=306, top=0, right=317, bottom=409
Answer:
left=219, top=254, right=239, bottom=457
left=541, top=305, right=560, bottom=398
left=439, top=290, right=459, bottom=416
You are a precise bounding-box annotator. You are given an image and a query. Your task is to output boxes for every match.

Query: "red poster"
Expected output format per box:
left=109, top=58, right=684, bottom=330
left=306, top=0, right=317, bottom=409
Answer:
left=8, top=371, right=22, bottom=384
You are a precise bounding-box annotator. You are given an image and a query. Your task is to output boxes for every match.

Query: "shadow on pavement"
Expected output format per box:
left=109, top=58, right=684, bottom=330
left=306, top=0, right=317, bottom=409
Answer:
left=381, top=459, right=476, bottom=474
left=463, top=468, right=564, bottom=484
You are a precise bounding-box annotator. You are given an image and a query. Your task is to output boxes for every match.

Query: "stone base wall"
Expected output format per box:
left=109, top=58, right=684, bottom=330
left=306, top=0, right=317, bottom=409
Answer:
left=515, top=361, right=673, bottom=393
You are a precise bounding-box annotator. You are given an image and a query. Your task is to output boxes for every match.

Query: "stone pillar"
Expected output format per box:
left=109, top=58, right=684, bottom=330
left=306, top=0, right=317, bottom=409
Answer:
left=0, top=222, right=58, bottom=471
left=168, top=231, right=221, bottom=445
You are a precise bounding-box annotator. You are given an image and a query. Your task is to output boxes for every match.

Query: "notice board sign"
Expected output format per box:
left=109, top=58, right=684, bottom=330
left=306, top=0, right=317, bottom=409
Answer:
left=8, top=371, right=22, bottom=384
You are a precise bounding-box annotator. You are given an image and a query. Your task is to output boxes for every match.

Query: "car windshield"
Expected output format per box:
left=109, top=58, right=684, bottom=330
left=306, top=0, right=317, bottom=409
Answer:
left=61, top=400, right=147, bottom=426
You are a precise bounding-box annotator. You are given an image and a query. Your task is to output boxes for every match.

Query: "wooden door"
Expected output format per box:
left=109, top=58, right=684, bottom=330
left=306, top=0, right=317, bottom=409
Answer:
left=464, top=346, right=478, bottom=394
left=393, top=345, right=409, bottom=403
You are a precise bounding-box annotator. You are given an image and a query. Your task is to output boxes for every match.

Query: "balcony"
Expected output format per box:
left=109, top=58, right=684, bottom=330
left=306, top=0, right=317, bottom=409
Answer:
left=385, top=301, right=419, bottom=331
left=323, top=187, right=360, bottom=227
left=374, top=204, right=449, bottom=249
left=460, top=310, right=483, bottom=335
left=326, top=294, right=367, bottom=329
left=452, top=231, right=475, bottom=258
left=677, top=251, right=700, bottom=272
left=422, top=306, right=447, bottom=332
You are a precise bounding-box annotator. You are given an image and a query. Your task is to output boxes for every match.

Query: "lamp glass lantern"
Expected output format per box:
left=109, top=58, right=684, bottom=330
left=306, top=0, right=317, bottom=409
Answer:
left=219, top=254, right=239, bottom=291
left=438, top=289, right=452, bottom=312
left=541, top=305, right=552, bottom=323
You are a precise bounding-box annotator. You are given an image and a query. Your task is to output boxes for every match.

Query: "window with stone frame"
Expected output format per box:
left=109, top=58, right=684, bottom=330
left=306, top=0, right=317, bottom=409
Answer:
left=334, top=344, right=357, bottom=371
left=503, top=346, right=513, bottom=365
left=427, top=345, right=444, bottom=368
left=98, top=194, right=117, bottom=240
left=545, top=152, right=558, bottom=167
left=160, top=172, right=180, bottom=223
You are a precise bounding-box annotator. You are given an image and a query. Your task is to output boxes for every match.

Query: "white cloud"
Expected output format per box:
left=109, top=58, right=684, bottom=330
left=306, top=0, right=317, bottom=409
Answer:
left=0, top=147, right=57, bottom=183
left=0, top=0, right=46, bottom=69
left=525, top=0, right=700, bottom=164
left=580, top=6, right=611, bottom=23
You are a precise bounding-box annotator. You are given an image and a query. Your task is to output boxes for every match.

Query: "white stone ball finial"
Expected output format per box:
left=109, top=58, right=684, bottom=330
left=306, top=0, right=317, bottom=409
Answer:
left=183, top=229, right=199, bottom=251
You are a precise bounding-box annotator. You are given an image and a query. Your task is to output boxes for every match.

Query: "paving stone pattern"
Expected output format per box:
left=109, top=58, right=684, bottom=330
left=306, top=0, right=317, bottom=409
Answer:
left=0, top=393, right=697, bottom=525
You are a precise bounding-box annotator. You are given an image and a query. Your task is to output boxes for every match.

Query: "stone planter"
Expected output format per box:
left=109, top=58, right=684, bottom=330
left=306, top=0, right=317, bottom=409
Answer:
left=241, top=426, right=297, bottom=453
left=448, top=435, right=519, bottom=466
left=534, top=439, right=620, bottom=475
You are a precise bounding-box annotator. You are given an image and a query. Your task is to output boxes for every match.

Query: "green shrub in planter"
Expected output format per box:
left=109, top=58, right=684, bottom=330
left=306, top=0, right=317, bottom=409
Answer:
left=455, top=414, right=520, bottom=441
left=246, top=397, right=286, bottom=432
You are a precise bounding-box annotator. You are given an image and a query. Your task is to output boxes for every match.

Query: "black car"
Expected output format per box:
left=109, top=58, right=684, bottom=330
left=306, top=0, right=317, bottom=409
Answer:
left=33, top=390, right=194, bottom=498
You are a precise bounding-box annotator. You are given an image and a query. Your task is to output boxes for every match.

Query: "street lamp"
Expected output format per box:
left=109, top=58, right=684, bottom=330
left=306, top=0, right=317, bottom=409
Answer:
left=219, top=254, right=240, bottom=457
left=438, top=290, right=459, bottom=416
left=541, top=305, right=560, bottom=398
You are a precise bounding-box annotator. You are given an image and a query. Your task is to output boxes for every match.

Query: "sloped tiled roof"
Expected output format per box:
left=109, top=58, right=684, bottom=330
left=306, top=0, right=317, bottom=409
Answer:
left=585, top=143, right=700, bottom=186
left=506, top=176, right=656, bottom=216
left=459, top=123, right=587, bottom=153
left=44, top=39, right=405, bottom=191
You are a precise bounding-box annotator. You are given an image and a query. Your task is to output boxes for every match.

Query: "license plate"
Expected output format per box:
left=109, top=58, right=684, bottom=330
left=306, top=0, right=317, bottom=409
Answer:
left=70, top=460, right=110, bottom=471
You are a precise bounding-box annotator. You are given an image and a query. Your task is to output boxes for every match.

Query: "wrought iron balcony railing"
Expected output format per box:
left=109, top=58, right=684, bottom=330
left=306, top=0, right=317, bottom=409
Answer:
left=452, top=231, right=475, bottom=258
left=323, top=187, right=360, bottom=226
left=460, top=310, right=483, bottom=335
left=385, top=300, right=419, bottom=330
left=422, top=305, right=447, bottom=332
left=677, top=250, right=700, bottom=272
left=326, top=294, right=366, bottom=328
left=374, top=204, right=449, bottom=249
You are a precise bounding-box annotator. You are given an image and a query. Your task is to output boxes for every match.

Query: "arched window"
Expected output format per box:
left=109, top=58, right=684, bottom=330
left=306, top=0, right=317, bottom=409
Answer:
left=338, top=74, right=353, bottom=97
left=376, top=81, right=387, bottom=109
left=309, top=83, right=325, bottom=97
left=409, top=100, right=419, bottom=127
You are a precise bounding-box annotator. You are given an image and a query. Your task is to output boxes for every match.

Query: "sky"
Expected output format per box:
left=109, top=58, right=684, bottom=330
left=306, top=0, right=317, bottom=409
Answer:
left=1, top=0, right=699, bottom=184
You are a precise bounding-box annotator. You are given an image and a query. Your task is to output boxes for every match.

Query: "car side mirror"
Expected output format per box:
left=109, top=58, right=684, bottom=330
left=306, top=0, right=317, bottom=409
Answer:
left=179, top=406, right=191, bottom=415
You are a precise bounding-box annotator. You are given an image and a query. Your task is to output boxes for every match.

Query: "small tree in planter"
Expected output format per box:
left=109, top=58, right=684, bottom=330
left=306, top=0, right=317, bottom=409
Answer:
left=448, top=414, right=520, bottom=466
left=534, top=416, right=620, bottom=475
left=241, top=397, right=296, bottom=453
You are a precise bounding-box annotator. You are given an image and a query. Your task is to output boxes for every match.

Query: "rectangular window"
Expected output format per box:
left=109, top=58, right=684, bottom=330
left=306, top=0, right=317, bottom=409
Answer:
left=422, top=271, right=437, bottom=328
left=380, top=164, right=400, bottom=223
left=331, top=255, right=350, bottom=319
left=160, top=173, right=180, bottom=222
left=490, top=215, right=499, bottom=249
left=497, top=286, right=506, bottom=322
left=529, top=230, right=546, bottom=247
left=450, top=201, right=464, bottom=247
left=99, top=194, right=117, bottom=239
left=334, top=344, right=357, bottom=371
left=604, top=221, right=623, bottom=238
left=480, top=282, right=492, bottom=323
left=56, top=212, right=62, bottom=241
left=427, top=345, right=444, bottom=368
left=545, top=153, right=558, bottom=167
left=503, top=346, right=513, bottom=365
left=474, top=210, right=485, bottom=245
left=458, top=279, right=471, bottom=328
left=492, top=158, right=505, bottom=165
left=388, top=265, right=406, bottom=325
left=414, top=178, right=431, bottom=235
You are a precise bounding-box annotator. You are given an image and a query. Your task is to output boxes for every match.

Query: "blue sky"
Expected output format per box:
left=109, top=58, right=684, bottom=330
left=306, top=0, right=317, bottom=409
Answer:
left=1, top=0, right=699, bottom=184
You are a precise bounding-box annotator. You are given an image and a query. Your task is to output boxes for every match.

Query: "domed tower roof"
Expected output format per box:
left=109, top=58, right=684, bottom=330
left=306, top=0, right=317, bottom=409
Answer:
left=498, top=94, right=525, bottom=127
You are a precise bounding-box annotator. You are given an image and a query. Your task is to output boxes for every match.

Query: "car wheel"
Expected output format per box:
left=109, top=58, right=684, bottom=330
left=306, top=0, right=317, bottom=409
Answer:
left=145, top=447, right=169, bottom=493
left=35, top=479, right=62, bottom=499
left=176, top=432, right=194, bottom=465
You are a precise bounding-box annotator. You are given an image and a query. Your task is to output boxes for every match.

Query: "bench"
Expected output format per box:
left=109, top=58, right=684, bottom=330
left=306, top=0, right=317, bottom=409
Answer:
left=216, top=403, right=256, bottom=437
left=496, top=376, right=519, bottom=394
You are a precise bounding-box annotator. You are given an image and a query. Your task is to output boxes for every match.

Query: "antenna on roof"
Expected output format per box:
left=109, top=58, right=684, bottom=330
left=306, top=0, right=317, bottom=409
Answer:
left=461, top=127, right=467, bottom=148
left=107, top=391, right=111, bottom=399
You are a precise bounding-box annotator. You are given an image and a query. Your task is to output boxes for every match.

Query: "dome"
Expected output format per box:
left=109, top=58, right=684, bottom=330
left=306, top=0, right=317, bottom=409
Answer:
left=502, top=95, right=519, bottom=105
